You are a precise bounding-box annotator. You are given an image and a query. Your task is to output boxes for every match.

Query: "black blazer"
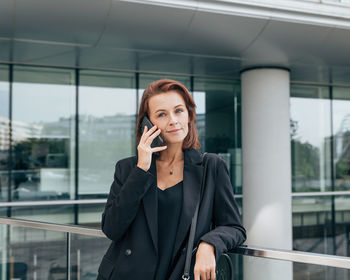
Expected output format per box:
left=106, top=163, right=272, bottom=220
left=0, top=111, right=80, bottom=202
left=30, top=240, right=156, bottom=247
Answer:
left=97, top=148, right=246, bottom=280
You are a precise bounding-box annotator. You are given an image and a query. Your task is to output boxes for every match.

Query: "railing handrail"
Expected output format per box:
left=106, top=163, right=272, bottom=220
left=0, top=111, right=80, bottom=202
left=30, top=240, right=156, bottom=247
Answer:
left=0, top=217, right=105, bottom=237
left=0, top=217, right=350, bottom=269
left=231, top=245, right=350, bottom=269
left=0, top=199, right=107, bottom=207
left=2, top=190, right=350, bottom=207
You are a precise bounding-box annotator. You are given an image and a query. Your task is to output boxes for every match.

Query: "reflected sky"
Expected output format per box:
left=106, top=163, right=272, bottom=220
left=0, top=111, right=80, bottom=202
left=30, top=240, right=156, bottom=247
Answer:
left=291, top=96, right=350, bottom=147
left=13, top=82, right=75, bottom=123
left=193, top=91, right=206, bottom=114
left=290, top=97, right=331, bottom=147
left=333, top=100, right=350, bottom=134
left=0, top=82, right=8, bottom=118
left=80, top=86, right=136, bottom=117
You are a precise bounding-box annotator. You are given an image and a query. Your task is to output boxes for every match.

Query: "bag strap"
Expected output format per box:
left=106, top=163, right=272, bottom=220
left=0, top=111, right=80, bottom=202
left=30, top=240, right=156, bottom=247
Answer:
left=182, top=152, right=208, bottom=280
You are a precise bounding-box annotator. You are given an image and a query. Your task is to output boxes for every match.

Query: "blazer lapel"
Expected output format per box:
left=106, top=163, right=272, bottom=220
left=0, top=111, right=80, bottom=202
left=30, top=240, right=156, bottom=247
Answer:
left=142, top=155, right=158, bottom=254
left=171, top=149, right=204, bottom=264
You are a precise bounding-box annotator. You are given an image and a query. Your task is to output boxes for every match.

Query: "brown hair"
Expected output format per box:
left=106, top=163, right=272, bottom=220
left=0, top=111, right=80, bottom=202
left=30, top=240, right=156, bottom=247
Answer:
left=136, top=79, right=201, bottom=149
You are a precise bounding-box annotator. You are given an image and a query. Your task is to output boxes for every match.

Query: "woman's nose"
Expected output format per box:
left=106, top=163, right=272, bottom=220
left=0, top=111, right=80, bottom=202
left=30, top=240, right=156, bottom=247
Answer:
left=169, top=113, right=178, bottom=124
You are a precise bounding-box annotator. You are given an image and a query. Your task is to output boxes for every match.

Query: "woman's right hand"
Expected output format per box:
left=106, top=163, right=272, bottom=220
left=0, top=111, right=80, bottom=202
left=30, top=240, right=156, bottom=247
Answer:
left=137, top=125, right=167, bottom=172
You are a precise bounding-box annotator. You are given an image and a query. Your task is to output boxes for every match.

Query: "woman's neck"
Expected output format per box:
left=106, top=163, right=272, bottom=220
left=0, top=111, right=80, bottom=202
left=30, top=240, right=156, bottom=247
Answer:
left=158, top=143, right=184, bottom=164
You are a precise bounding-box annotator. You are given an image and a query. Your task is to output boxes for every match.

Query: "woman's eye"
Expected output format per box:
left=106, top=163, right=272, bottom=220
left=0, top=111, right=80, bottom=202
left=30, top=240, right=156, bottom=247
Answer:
left=158, top=113, right=165, bottom=117
left=176, top=109, right=183, bottom=113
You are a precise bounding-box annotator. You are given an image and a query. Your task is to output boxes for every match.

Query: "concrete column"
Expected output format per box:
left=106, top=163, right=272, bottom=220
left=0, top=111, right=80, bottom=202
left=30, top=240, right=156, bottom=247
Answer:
left=241, top=68, right=292, bottom=280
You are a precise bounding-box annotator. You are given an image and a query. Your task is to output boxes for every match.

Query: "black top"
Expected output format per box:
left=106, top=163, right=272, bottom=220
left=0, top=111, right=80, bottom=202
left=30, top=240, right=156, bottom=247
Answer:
left=154, top=181, right=183, bottom=280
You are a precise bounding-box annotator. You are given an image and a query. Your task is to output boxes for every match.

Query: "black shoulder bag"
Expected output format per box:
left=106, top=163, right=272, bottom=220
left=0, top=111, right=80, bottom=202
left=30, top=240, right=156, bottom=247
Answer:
left=182, top=152, right=208, bottom=280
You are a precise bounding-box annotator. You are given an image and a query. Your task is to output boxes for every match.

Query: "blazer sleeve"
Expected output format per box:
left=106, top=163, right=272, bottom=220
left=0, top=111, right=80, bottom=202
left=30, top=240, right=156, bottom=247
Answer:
left=199, top=157, right=246, bottom=261
left=101, top=160, right=155, bottom=242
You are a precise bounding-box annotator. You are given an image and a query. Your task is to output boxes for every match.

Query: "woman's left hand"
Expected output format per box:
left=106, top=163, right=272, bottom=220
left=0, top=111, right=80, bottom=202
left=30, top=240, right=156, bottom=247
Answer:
left=194, top=242, right=216, bottom=280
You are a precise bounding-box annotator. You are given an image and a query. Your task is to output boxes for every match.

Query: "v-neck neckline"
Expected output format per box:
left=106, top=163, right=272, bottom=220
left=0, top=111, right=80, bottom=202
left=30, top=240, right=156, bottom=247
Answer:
left=157, top=180, right=183, bottom=192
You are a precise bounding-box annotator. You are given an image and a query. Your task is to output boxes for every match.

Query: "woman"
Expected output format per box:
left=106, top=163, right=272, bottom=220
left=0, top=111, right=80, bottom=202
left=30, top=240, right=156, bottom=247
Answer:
left=97, top=79, right=246, bottom=280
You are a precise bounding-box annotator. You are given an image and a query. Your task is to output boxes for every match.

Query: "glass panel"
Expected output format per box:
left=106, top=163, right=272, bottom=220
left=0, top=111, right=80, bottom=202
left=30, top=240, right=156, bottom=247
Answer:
left=12, top=66, right=75, bottom=201
left=194, top=78, right=242, bottom=194
left=294, top=262, right=350, bottom=280
left=70, top=233, right=110, bottom=280
left=334, top=195, right=350, bottom=257
left=79, top=71, right=136, bottom=198
left=292, top=196, right=334, bottom=255
left=0, top=66, right=9, bottom=202
left=235, top=254, right=350, bottom=280
left=333, top=87, right=350, bottom=191
left=10, top=205, right=75, bottom=224
left=228, top=252, right=350, bottom=280
left=290, top=85, right=332, bottom=192
left=293, top=195, right=350, bottom=257
left=0, top=224, right=67, bottom=280
left=78, top=203, right=105, bottom=228
left=235, top=196, right=243, bottom=215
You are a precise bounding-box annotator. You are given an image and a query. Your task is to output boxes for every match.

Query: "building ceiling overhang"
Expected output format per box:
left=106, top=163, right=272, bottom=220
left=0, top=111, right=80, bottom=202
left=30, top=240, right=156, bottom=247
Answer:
left=1, top=0, right=350, bottom=83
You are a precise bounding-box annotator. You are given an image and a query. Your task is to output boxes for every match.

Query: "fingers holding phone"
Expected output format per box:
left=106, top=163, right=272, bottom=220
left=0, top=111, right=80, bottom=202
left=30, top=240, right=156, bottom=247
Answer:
left=137, top=125, right=167, bottom=172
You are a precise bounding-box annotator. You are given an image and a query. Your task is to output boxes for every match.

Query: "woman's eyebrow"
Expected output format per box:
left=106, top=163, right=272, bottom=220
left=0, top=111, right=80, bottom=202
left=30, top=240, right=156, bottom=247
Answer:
left=155, top=104, right=184, bottom=113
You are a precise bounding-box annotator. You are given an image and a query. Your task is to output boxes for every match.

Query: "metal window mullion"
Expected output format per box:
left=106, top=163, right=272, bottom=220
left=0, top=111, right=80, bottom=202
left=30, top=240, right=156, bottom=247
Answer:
left=135, top=72, right=139, bottom=156
left=74, top=69, right=79, bottom=225
left=329, top=84, right=336, bottom=255
left=7, top=64, right=13, bottom=217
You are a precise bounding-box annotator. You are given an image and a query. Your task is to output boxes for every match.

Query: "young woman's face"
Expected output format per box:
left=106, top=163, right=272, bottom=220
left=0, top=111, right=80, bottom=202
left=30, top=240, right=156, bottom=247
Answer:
left=148, top=91, right=189, bottom=145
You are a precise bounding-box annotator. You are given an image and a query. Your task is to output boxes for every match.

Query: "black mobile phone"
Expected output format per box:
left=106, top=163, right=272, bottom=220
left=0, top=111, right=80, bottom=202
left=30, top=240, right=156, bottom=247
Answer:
left=140, top=116, right=164, bottom=148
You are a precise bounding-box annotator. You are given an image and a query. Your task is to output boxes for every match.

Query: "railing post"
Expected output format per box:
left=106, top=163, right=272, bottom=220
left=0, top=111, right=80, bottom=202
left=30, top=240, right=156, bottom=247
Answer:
left=67, top=232, right=71, bottom=280
left=33, top=253, right=37, bottom=280
left=77, top=248, right=81, bottom=280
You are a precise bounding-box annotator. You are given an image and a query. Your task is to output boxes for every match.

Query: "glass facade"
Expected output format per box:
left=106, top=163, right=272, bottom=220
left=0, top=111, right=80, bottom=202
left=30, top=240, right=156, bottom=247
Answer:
left=291, top=84, right=350, bottom=257
left=11, top=67, right=76, bottom=201
left=1, top=63, right=350, bottom=263
left=193, top=77, right=242, bottom=194
left=0, top=65, right=242, bottom=226
left=333, top=87, right=350, bottom=192
left=79, top=71, right=136, bottom=198
left=290, top=85, right=332, bottom=193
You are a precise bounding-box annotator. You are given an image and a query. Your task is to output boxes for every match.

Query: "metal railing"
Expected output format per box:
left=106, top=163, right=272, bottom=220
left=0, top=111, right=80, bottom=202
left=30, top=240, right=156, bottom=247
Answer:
left=2, top=190, right=350, bottom=207
left=0, top=217, right=350, bottom=270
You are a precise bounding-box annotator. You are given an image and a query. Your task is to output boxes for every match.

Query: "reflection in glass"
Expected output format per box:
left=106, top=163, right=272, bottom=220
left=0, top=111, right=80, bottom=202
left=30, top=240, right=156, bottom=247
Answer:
left=240, top=253, right=349, bottom=280
left=194, top=78, right=242, bottom=194
left=333, top=87, right=350, bottom=191
left=290, top=85, right=332, bottom=192
left=294, top=262, right=349, bottom=280
left=78, top=203, right=104, bottom=228
left=79, top=71, right=136, bottom=198
left=10, top=204, right=75, bottom=224
left=293, top=196, right=333, bottom=255
left=0, top=224, right=67, bottom=280
left=293, top=195, right=350, bottom=257
left=70, top=234, right=110, bottom=280
left=0, top=66, right=9, bottom=202
left=12, top=66, right=75, bottom=201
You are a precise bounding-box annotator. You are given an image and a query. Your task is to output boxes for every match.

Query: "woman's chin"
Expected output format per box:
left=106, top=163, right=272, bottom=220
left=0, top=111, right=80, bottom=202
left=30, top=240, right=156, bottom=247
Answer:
left=163, top=138, right=185, bottom=145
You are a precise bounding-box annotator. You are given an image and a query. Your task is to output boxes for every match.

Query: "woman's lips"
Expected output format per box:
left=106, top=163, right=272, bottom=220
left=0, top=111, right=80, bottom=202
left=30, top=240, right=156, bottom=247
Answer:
left=168, top=129, right=181, bottom=133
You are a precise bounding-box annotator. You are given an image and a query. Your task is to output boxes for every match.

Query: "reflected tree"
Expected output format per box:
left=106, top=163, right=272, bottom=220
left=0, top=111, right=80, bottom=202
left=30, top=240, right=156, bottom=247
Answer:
left=290, top=119, right=321, bottom=192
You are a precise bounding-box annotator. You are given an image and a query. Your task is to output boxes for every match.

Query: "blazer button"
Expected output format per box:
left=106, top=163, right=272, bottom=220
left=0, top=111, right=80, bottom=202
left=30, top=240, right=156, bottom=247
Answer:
left=125, top=249, right=132, bottom=256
